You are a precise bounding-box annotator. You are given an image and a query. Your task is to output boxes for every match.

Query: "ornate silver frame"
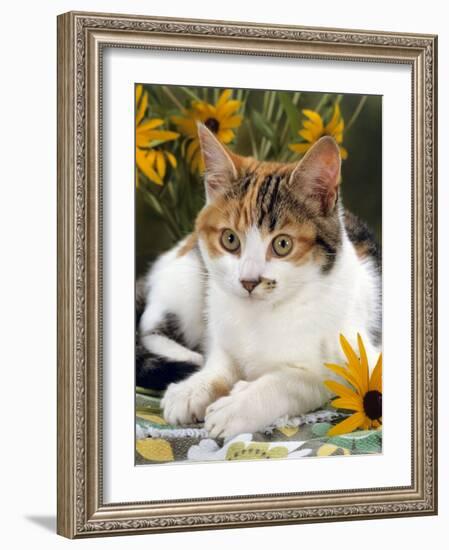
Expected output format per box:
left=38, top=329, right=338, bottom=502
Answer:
left=57, top=11, right=438, bottom=538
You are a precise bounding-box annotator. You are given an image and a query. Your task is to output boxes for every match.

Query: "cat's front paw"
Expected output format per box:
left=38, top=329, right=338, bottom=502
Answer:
left=204, top=388, right=266, bottom=439
left=162, top=375, right=228, bottom=425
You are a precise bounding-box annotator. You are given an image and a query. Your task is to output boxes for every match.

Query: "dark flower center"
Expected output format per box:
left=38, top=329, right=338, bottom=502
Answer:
left=363, top=390, right=382, bottom=420
left=204, top=117, right=220, bottom=134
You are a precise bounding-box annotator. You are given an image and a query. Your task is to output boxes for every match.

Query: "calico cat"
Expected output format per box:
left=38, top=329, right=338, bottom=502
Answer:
left=137, top=123, right=381, bottom=438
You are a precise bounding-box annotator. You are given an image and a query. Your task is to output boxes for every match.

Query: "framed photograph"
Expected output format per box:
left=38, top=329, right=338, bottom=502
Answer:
left=57, top=11, right=438, bottom=538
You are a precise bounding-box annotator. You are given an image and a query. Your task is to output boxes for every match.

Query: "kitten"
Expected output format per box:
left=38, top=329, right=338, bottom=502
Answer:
left=138, top=123, right=381, bottom=438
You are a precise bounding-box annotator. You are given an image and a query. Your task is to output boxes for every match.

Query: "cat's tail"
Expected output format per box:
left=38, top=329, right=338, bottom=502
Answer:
left=136, top=278, right=202, bottom=391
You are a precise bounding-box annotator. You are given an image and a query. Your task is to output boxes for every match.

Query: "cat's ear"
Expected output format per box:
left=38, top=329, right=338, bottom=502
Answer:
left=289, top=136, right=341, bottom=214
left=197, top=122, right=238, bottom=202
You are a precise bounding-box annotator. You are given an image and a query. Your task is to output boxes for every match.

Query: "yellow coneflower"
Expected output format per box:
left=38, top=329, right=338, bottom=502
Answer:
left=289, top=103, right=348, bottom=160
left=171, top=89, right=242, bottom=173
left=324, top=334, right=382, bottom=436
left=135, top=84, right=179, bottom=186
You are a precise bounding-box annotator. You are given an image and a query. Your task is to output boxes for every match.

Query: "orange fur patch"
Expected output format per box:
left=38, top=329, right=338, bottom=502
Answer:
left=177, top=233, right=198, bottom=257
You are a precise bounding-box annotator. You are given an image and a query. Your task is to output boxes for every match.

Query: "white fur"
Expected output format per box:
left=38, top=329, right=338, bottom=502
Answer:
left=238, top=225, right=266, bottom=282
left=140, top=238, right=206, bottom=351
left=144, top=225, right=380, bottom=438
left=141, top=333, right=203, bottom=366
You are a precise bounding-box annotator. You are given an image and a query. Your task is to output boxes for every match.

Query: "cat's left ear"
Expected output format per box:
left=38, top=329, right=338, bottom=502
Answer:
left=197, top=122, right=238, bottom=203
left=289, top=136, right=341, bottom=214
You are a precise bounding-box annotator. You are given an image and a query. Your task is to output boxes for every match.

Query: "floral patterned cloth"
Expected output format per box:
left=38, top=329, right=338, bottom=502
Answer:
left=135, top=391, right=382, bottom=464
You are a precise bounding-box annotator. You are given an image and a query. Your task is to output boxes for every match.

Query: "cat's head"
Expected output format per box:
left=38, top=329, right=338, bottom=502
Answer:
left=195, top=123, right=343, bottom=303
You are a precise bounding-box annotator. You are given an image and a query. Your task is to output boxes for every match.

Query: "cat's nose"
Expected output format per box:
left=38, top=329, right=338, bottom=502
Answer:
left=240, top=278, right=261, bottom=293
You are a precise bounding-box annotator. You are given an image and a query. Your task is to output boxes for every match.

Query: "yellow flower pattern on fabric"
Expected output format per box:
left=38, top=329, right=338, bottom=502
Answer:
left=172, top=89, right=242, bottom=173
left=277, top=426, right=299, bottom=437
left=289, top=103, right=348, bottom=159
left=317, top=443, right=350, bottom=457
left=136, top=412, right=167, bottom=424
left=135, top=84, right=179, bottom=186
left=226, top=441, right=289, bottom=460
left=324, top=334, right=382, bottom=436
left=136, top=439, right=174, bottom=462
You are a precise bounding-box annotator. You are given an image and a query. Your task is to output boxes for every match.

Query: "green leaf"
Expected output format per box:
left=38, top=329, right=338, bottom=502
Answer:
left=311, top=422, right=332, bottom=437
left=142, top=192, right=164, bottom=217
left=251, top=110, right=274, bottom=141
left=278, top=92, right=300, bottom=136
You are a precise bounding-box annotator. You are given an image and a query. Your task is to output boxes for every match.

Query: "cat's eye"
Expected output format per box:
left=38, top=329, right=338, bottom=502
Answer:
left=220, top=229, right=240, bottom=253
left=272, top=234, right=293, bottom=257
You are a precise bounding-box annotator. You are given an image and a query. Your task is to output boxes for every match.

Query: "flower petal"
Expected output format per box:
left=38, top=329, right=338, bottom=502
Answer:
left=166, top=151, right=177, bottom=168
left=220, top=115, right=243, bottom=130
left=136, top=149, right=163, bottom=185
left=357, top=333, right=369, bottom=398
left=289, top=143, right=311, bottom=154
left=217, top=129, right=234, bottom=143
left=136, top=89, right=148, bottom=125
left=325, top=363, right=364, bottom=395
left=362, top=418, right=371, bottom=430
left=327, top=411, right=366, bottom=436
left=137, top=118, right=164, bottom=132
left=143, top=130, right=180, bottom=142
left=192, top=100, right=209, bottom=114
left=189, top=149, right=203, bottom=174
left=332, top=119, right=344, bottom=135
left=339, top=146, right=348, bottom=160
left=217, top=100, right=241, bottom=118
left=156, top=151, right=166, bottom=179
left=369, top=352, right=382, bottom=392
left=302, top=109, right=324, bottom=130
left=339, top=334, right=367, bottom=395
left=303, top=120, right=323, bottom=141
left=299, top=129, right=316, bottom=143
left=325, top=103, right=341, bottom=134
left=324, top=380, right=360, bottom=400
left=136, top=84, right=143, bottom=104
left=186, top=139, right=199, bottom=163
left=331, top=397, right=363, bottom=412
left=171, top=115, right=198, bottom=137
left=216, top=89, right=232, bottom=108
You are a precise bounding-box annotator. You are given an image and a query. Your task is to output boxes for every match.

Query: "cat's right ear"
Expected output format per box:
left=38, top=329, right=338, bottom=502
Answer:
left=197, top=123, right=238, bottom=203
left=289, top=136, right=341, bottom=215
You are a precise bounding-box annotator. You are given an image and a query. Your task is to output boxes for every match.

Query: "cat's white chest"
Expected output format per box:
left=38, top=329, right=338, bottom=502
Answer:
left=208, top=288, right=328, bottom=379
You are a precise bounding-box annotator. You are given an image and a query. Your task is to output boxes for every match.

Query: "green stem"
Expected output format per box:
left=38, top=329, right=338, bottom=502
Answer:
left=242, top=89, right=251, bottom=116
left=260, top=92, right=277, bottom=158
left=161, top=86, right=185, bottom=111
left=314, top=93, right=329, bottom=113
left=180, top=86, right=202, bottom=102
left=262, top=90, right=269, bottom=117
left=247, top=120, right=259, bottom=158
left=279, top=92, right=302, bottom=155
left=267, top=91, right=276, bottom=121
left=150, top=187, right=182, bottom=239
left=160, top=202, right=182, bottom=239
left=346, top=95, right=368, bottom=132
left=141, top=191, right=177, bottom=240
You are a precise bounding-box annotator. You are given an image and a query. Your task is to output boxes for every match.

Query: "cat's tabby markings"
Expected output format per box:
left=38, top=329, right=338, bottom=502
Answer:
left=137, top=123, right=381, bottom=438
